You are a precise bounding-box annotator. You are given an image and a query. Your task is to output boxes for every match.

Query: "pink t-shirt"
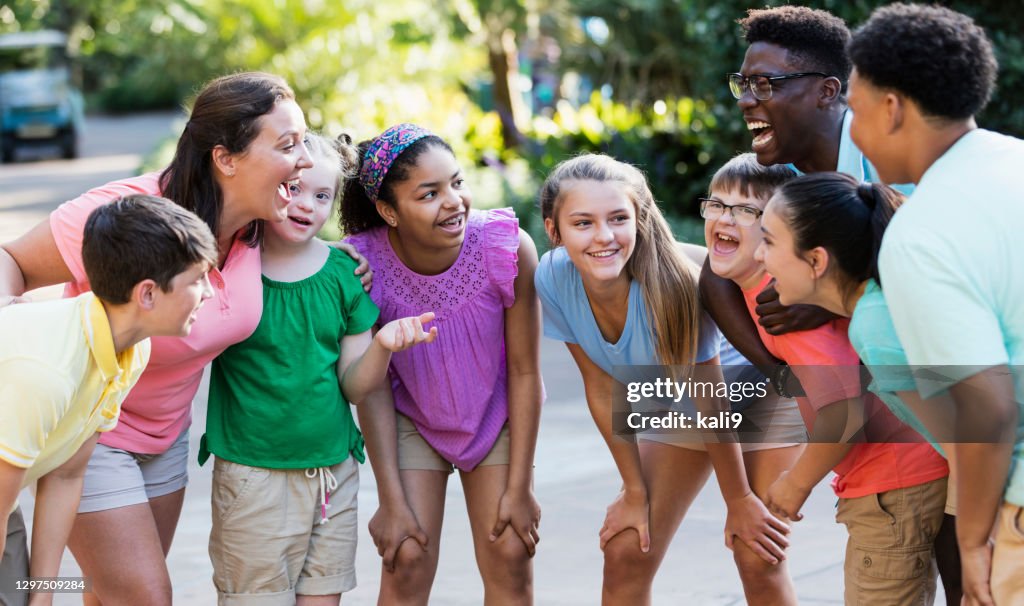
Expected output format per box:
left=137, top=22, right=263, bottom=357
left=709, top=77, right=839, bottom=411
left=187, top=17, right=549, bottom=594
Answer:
left=49, top=172, right=263, bottom=453
left=742, top=274, right=947, bottom=499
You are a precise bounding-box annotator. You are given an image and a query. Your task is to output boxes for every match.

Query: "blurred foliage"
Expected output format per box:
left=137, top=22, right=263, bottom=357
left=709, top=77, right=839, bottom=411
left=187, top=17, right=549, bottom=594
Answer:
left=2, top=0, right=1021, bottom=242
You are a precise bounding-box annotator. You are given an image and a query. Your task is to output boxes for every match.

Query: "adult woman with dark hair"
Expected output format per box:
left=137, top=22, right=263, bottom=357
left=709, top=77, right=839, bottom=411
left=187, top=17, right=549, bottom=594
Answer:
left=0, top=72, right=364, bottom=606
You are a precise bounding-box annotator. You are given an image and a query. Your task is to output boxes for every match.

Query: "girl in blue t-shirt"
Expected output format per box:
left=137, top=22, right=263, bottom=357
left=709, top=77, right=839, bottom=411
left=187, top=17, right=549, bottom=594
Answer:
left=755, top=171, right=961, bottom=604
left=534, top=154, right=794, bottom=603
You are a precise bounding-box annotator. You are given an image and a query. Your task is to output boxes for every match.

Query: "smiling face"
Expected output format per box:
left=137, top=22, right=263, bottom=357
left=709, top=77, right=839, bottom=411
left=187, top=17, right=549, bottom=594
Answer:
left=384, top=145, right=471, bottom=254
left=703, top=188, right=768, bottom=289
left=265, top=152, right=337, bottom=245
left=546, top=179, right=636, bottom=287
left=153, top=261, right=214, bottom=337
left=754, top=196, right=818, bottom=307
left=738, top=42, right=825, bottom=168
left=226, top=99, right=313, bottom=224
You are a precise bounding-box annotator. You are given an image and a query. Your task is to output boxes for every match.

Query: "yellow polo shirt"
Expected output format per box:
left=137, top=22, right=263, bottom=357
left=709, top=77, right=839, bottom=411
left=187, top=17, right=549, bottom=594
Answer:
left=0, top=293, right=150, bottom=494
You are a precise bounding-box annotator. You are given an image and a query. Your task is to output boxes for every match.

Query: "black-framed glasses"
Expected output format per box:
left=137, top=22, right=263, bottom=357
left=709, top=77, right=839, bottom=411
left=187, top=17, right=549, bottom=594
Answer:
left=699, top=198, right=764, bottom=226
left=727, top=72, right=830, bottom=101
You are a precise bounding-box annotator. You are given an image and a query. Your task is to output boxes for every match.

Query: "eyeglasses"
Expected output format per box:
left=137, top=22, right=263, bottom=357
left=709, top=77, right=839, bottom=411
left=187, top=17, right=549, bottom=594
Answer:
left=699, top=198, right=764, bottom=227
left=727, top=72, right=830, bottom=101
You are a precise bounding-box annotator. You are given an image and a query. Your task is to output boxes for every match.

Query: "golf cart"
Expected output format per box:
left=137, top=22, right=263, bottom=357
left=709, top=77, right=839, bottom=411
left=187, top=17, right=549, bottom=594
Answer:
left=0, top=30, right=84, bottom=162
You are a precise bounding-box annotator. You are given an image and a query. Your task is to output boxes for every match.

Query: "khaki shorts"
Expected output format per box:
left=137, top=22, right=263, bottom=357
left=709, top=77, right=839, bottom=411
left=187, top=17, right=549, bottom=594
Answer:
left=0, top=507, right=28, bottom=606
left=78, top=427, right=190, bottom=513
left=836, top=477, right=947, bottom=606
left=992, top=501, right=1024, bottom=605
left=397, top=413, right=510, bottom=473
left=209, top=457, right=359, bottom=604
left=638, top=397, right=807, bottom=452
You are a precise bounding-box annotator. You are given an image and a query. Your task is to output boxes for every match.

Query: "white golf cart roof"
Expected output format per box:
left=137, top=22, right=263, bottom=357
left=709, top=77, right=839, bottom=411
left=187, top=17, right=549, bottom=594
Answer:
left=0, top=30, right=68, bottom=50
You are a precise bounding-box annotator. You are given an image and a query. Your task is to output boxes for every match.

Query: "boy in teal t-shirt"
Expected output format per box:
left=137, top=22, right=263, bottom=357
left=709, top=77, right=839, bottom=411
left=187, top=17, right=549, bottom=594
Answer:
left=850, top=5, right=1024, bottom=604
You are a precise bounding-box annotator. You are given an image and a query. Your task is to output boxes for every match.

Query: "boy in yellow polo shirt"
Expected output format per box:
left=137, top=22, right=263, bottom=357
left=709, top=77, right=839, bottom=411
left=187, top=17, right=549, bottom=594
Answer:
left=0, top=195, right=217, bottom=605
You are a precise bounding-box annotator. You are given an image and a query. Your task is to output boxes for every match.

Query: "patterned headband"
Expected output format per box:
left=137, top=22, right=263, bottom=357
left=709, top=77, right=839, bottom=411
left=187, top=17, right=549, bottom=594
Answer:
left=358, top=123, right=434, bottom=203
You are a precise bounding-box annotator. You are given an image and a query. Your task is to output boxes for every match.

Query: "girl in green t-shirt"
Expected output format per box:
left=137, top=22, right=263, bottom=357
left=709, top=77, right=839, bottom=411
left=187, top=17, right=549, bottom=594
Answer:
left=203, top=134, right=437, bottom=605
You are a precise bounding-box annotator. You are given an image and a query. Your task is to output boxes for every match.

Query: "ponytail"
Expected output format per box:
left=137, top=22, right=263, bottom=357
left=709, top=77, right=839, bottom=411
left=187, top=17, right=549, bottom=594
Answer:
left=776, top=173, right=903, bottom=288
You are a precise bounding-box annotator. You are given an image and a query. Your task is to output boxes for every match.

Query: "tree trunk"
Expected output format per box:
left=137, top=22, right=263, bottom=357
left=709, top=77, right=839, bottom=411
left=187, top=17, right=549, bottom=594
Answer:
left=487, top=27, right=525, bottom=149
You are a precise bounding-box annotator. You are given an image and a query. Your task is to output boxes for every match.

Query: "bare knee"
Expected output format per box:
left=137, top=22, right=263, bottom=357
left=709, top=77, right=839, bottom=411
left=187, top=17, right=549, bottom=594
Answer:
left=383, top=538, right=437, bottom=599
left=480, top=533, right=532, bottom=592
left=733, top=543, right=794, bottom=603
left=94, top=579, right=171, bottom=606
left=602, top=531, right=658, bottom=591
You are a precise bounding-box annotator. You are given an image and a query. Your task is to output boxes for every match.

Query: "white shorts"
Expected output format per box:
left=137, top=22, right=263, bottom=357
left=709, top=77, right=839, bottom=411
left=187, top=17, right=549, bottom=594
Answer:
left=77, top=428, right=190, bottom=513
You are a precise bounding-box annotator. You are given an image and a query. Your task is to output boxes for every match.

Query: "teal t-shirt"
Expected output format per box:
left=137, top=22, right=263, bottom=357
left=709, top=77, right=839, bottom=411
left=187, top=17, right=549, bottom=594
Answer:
left=201, top=247, right=379, bottom=468
left=879, top=128, right=1024, bottom=507
left=848, top=279, right=943, bottom=456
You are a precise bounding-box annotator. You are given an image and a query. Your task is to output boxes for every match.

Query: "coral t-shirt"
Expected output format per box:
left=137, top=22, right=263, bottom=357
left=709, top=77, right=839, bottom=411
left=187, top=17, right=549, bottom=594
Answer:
left=49, top=172, right=263, bottom=454
left=742, top=274, right=947, bottom=498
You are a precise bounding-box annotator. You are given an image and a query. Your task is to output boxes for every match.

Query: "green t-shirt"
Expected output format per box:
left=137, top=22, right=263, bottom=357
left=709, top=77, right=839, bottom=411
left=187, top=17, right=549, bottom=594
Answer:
left=201, top=247, right=379, bottom=468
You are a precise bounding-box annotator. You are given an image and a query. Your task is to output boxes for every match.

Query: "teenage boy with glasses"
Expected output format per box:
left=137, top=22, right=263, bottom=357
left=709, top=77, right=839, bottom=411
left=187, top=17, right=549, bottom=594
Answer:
left=848, top=5, right=1024, bottom=605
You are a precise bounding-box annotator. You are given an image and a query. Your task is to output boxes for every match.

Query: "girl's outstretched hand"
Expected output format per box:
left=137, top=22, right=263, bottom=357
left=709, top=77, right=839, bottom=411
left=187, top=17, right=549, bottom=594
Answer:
left=724, top=491, right=791, bottom=565
left=375, top=312, right=438, bottom=352
left=368, top=503, right=429, bottom=573
left=599, top=488, right=651, bottom=553
left=489, top=487, right=542, bottom=557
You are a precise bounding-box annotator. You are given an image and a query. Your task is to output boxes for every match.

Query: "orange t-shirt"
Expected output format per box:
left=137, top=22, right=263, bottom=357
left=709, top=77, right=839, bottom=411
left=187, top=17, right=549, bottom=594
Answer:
left=742, top=274, right=948, bottom=498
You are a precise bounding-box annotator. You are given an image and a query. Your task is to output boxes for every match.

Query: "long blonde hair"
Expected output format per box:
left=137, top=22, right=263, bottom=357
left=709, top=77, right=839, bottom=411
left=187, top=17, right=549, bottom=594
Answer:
left=539, top=154, right=700, bottom=368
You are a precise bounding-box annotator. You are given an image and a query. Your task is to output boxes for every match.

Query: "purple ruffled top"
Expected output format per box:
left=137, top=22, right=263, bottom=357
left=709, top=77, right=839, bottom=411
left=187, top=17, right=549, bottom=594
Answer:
left=346, top=208, right=519, bottom=470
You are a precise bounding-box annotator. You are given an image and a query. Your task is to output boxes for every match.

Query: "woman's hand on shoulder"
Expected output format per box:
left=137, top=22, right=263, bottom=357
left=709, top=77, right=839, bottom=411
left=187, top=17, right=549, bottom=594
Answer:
left=490, top=486, right=542, bottom=557
left=329, top=240, right=373, bottom=292
left=724, top=491, right=791, bottom=565
left=375, top=312, right=438, bottom=352
left=600, top=487, right=651, bottom=553
left=368, top=502, right=429, bottom=573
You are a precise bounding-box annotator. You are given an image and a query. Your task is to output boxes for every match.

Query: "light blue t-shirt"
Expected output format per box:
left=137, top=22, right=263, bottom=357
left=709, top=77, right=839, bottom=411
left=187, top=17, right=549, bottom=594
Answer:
left=848, top=279, right=943, bottom=456
left=534, top=247, right=721, bottom=384
left=878, top=128, right=1024, bottom=507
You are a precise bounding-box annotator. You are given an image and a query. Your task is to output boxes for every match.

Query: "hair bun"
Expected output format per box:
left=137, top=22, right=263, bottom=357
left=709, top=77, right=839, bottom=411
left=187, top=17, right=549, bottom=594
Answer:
left=857, top=182, right=877, bottom=209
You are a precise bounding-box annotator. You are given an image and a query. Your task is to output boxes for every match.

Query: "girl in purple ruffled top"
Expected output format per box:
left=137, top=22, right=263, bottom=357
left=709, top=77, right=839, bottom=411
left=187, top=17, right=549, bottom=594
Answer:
left=342, top=124, right=543, bottom=604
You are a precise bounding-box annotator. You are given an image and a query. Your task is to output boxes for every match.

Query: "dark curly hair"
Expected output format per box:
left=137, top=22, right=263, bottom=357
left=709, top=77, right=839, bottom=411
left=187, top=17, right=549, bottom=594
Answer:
left=849, top=3, right=997, bottom=121
left=739, top=6, right=852, bottom=89
left=339, top=135, right=454, bottom=235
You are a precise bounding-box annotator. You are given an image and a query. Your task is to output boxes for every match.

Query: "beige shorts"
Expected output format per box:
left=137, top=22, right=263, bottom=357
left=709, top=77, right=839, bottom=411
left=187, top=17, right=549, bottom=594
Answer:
left=209, top=456, right=359, bottom=604
left=836, top=477, right=947, bottom=606
left=992, top=501, right=1024, bottom=605
left=397, top=413, right=510, bottom=473
left=638, top=396, right=807, bottom=452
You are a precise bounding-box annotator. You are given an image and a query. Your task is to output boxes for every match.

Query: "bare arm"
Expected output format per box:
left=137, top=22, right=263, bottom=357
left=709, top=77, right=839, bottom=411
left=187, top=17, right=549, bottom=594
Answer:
left=565, top=343, right=651, bottom=552
left=490, top=231, right=543, bottom=554
left=338, top=315, right=437, bottom=405
left=950, top=367, right=1017, bottom=606
left=765, top=397, right=861, bottom=521
left=692, top=359, right=790, bottom=563
left=28, top=434, right=98, bottom=602
left=1, top=219, right=74, bottom=297
left=698, top=258, right=781, bottom=375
